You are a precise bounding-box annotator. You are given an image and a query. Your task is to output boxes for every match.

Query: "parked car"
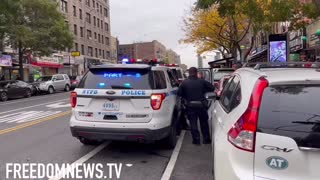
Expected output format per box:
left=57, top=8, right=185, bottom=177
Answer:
left=0, top=80, right=33, bottom=101
left=69, top=75, right=82, bottom=90
left=36, top=74, right=71, bottom=94
left=209, top=62, right=320, bottom=180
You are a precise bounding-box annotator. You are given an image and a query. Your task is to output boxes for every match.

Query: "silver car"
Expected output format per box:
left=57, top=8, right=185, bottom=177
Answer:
left=37, top=74, right=71, bottom=94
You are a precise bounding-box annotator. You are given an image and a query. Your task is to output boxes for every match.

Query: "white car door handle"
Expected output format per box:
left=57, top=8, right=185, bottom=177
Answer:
left=214, top=109, right=217, bottom=113
left=218, top=118, right=223, bottom=125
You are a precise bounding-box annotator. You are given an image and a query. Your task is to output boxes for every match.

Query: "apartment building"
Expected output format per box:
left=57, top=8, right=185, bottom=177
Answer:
left=119, top=40, right=170, bottom=62
left=58, top=0, right=112, bottom=73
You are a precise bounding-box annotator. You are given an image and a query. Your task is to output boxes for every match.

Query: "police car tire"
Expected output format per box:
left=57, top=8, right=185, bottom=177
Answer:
left=79, top=137, right=100, bottom=145
left=164, top=126, right=177, bottom=149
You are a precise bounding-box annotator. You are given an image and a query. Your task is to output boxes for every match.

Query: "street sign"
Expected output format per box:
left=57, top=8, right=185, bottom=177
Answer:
left=71, top=51, right=81, bottom=57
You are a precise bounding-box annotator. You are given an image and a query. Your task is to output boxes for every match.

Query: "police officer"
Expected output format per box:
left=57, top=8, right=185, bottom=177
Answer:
left=177, top=67, right=215, bottom=145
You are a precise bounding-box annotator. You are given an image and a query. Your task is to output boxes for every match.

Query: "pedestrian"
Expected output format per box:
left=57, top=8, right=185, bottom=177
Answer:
left=177, top=67, right=215, bottom=145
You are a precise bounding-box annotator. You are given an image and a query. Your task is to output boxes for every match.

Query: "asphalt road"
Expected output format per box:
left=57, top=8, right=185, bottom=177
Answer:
left=0, top=92, right=213, bottom=180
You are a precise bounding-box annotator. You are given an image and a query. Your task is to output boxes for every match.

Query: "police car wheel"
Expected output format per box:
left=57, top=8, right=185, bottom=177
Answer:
left=163, top=126, right=177, bottom=149
left=79, top=137, right=100, bottom=145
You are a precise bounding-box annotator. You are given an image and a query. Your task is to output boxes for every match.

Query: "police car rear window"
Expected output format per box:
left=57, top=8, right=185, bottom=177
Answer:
left=79, top=68, right=152, bottom=89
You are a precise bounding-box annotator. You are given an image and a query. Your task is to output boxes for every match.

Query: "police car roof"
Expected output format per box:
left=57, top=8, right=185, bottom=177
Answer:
left=89, top=63, right=151, bottom=69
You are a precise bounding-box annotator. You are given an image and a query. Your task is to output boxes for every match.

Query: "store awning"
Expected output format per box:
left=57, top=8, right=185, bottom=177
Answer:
left=31, top=62, right=63, bottom=68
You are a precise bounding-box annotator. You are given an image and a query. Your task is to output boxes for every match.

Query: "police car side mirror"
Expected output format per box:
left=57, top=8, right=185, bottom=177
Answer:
left=206, top=92, right=218, bottom=100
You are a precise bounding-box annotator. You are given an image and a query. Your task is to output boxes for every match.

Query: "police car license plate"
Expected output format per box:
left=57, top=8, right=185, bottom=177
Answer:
left=103, top=101, right=120, bottom=111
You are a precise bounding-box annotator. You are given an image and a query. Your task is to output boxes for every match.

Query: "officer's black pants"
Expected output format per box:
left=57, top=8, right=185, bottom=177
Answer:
left=187, top=108, right=210, bottom=142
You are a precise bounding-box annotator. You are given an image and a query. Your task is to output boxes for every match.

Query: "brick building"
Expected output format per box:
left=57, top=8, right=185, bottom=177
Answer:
left=119, top=40, right=173, bottom=62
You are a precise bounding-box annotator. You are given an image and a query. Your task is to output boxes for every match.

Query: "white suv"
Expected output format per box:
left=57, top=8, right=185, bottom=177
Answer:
left=70, top=63, right=180, bottom=148
left=37, top=74, right=71, bottom=94
left=210, top=63, right=320, bottom=180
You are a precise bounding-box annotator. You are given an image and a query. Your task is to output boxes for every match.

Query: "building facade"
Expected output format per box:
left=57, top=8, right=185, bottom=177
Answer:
left=119, top=40, right=173, bottom=62
left=59, top=0, right=112, bottom=74
left=110, top=36, right=119, bottom=64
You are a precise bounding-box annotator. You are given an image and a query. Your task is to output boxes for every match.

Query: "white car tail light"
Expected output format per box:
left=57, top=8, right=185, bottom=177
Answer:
left=228, top=77, right=269, bottom=152
left=71, top=92, right=77, bottom=108
left=151, top=93, right=166, bottom=110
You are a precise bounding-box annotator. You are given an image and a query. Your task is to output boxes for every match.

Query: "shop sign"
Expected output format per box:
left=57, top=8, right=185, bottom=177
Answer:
left=0, top=55, right=12, bottom=66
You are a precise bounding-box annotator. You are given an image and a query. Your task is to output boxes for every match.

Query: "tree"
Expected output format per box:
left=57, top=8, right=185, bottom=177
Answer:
left=1, top=0, right=73, bottom=80
left=182, top=6, right=252, bottom=60
left=194, top=0, right=320, bottom=62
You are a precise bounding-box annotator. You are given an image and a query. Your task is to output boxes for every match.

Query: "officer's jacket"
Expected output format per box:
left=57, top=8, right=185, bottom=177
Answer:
left=177, top=76, right=215, bottom=102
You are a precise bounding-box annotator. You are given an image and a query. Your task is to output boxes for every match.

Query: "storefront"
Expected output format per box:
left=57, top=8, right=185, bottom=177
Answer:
left=58, top=53, right=81, bottom=76
left=30, top=55, right=64, bottom=80
left=0, top=55, right=12, bottom=80
left=248, top=45, right=268, bottom=62
left=306, top=19, right=320, bottom=61
left=289, top=29, right=306, bottom=61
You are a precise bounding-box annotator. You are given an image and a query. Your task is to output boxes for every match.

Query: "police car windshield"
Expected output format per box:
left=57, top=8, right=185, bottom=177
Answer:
left=79, top=68, right=152, bottom=89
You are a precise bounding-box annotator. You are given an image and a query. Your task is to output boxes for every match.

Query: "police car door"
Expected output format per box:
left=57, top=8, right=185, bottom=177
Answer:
left=166, top=69, right=179, bottom=120
left=75, top=66, right=154, bottom=123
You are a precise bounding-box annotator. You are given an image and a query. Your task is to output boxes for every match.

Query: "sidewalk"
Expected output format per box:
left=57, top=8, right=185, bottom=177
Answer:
left=170, top=131, right=213, bottom=180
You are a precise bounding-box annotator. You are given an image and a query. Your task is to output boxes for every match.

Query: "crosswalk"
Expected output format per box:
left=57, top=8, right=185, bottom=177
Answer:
left=0, top=111, right=62, bottom=124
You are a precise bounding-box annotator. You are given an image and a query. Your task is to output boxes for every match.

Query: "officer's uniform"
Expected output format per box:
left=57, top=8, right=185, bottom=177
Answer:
left=177, top=75, right=215, bottom=144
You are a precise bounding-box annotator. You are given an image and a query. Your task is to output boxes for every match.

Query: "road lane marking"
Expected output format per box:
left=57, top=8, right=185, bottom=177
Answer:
left=0, top=111, right=71, bottom=135
left=17, top=111, right=61, bottom=123
left=0, top=99, right=68, bottom=115
left=49, top=141, right=110, bottom=180
left=0, top=111, right=62, bottom=123
left=0, top=92, right=69, bottom=106
left=161, top=130, right=186, bottom=180
left=46, top=102, right=71, bottom=108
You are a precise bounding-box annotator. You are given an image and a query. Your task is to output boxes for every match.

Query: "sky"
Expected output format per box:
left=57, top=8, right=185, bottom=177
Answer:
left=110, top=0, right=207, bottom=68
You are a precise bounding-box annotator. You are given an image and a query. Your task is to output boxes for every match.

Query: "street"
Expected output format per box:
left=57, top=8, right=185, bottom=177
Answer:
left=0, top=92, right=213, bottom=180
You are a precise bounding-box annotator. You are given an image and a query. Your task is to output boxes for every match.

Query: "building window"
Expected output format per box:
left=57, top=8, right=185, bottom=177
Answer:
left=100, top=5, right=102, bottom=14
left=92, top=0, right=95, bottom=8
left=101, top=20, right=103, bottom=30
left=79, top=9, right=82, bottom=19
left=86, top=0, right=90, bottom=7
left=102, top=35, right=104, bottom=44
left=81, top=45, right=85, bottom=55
left=88, top=46, right=93, bottom=56
left=98, top=34, right=101, bottom=43
left=99, top=49, right=102, bottom=57
left=93, top=16, right=96, bottom=26
left=87, top=30, right=92, bottom=39
left=96, top=2, right=99, bottom=12
left=97, top=18, right=100, bottom=28
left=95, top=48, right=98, bottom=57
left=105, top=23, right=109, bottom=32
left=106, top=37, right=110, bottom=45
left=75, top=43, right=78, bottom=51
left=106, top=51, right=110, bottom=58
left=60, top=0, right=68, bottom=13
left=94, top=32, right=97, bottom=39
left=104, top=8, right=108, bottom=17
left=80, top=27, right=84, bottom=37
left=73, top=6, right=76, bottom=16
left=73, top=24, right=77, bottom=35
left=86, top=13, right=91, bottom=24
left=103, top=50, right=105, bottom=59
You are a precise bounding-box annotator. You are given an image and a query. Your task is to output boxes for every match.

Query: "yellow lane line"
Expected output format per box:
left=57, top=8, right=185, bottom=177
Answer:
left=0, top=111, right=72, bottom=135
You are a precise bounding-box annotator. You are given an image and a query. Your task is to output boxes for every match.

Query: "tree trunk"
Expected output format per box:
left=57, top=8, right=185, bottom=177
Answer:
left=18, top=41, right=24, bottom=81
left=244, top=36, right=255, bottom=62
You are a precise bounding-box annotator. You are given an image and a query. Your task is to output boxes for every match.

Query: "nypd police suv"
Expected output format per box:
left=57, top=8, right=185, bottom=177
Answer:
left=69, top=62, right=181, bottom=148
